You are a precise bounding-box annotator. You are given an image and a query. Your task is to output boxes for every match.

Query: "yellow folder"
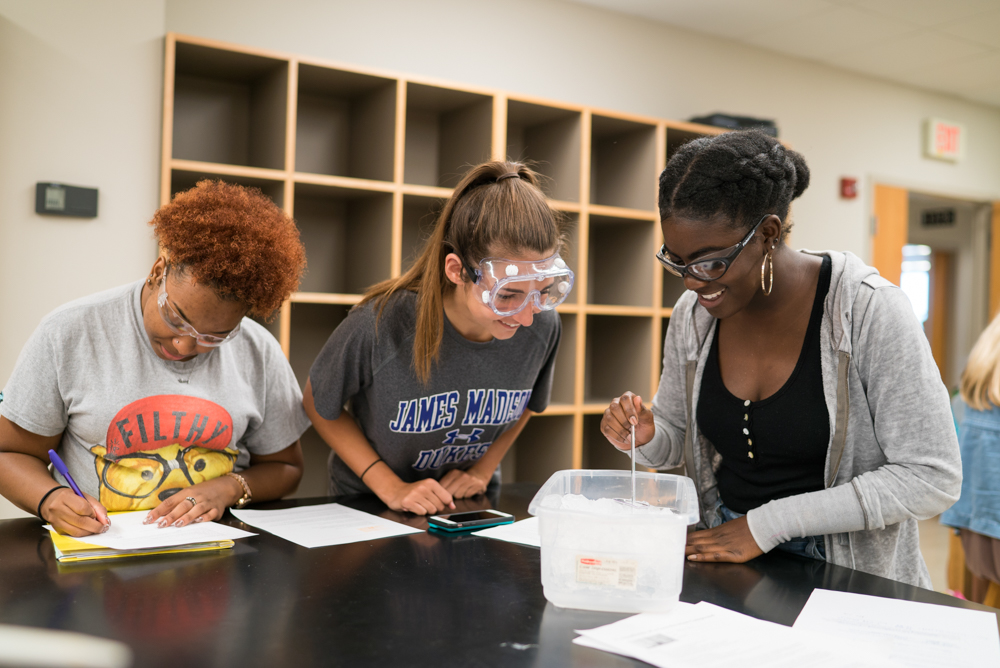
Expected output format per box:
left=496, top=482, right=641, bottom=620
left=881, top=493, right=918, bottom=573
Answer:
left=48, top=529, right=234, bottom=563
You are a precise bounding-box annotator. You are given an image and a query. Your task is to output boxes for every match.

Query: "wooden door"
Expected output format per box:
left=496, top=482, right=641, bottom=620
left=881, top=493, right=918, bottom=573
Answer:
left=871, top=184, right=908, bottom=285
left=928, top=250, right=952, bottom=382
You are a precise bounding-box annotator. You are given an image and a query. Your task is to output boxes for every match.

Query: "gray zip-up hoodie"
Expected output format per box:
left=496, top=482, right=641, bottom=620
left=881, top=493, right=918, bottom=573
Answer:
left=635, top=250, right=962, bottom=588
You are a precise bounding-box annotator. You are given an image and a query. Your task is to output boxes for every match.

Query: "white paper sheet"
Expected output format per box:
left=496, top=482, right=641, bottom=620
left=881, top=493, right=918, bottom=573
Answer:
left=231, top=503, right=422, bottom=548
left=794, top=588, right=1000, bottom=668
left=0, top=625, right=132, bottom=668
left=575, top=602, right=881, bottom=668
left=572, top=634, right=636, bottom=658
left=45, top=511, right=255, bottom=550
left=472, top=517, right=541, bottom=547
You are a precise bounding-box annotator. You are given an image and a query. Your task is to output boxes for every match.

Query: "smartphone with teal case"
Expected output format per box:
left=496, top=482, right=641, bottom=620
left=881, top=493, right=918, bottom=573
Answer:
left=427, top=509, right=514, bottom=532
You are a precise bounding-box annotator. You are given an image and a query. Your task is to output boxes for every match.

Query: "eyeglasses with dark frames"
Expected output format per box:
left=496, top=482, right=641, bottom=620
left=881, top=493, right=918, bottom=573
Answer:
left=655, top=214, right=771, bottom=282
left=97, top=445, right=237, bottom=499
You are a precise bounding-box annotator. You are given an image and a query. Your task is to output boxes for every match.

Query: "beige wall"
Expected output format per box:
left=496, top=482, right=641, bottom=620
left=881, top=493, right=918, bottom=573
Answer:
left=0, top=1, right=165, bottom=518
left=2, top=0, right=1000, bottom=517
left=164, top=0, right=1000, bottom=254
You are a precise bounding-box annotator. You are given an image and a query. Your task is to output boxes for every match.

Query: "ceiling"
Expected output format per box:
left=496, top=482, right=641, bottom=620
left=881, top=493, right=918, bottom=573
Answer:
left=568, top=0, right=1000, bottom=108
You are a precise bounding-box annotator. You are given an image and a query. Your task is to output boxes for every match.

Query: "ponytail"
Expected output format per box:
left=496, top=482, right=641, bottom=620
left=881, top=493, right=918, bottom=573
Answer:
left=360, top=160, right=562, bottom=384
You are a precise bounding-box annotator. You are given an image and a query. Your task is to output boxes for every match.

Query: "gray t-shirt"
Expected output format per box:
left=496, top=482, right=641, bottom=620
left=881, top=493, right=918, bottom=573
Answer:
left=309, top=291, right=561, bottom=496
left=0, top=281, right=311, bottom=511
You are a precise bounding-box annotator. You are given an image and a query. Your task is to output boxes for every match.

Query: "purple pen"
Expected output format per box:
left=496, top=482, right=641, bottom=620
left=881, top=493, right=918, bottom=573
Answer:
left=47, top=449, right=85, bottom=499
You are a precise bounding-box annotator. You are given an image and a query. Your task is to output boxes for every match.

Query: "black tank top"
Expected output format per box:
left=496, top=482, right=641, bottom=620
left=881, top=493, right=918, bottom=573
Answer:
left=697, top=255, right=832, bottom=514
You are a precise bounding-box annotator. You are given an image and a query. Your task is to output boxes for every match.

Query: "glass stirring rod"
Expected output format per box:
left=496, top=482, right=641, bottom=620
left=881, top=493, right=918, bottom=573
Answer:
left=630, top=424, right=636, bottom=506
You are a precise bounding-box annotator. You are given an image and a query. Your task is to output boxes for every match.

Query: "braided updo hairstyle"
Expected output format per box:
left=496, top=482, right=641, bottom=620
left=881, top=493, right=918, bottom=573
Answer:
left=659, top=129, right=809, bottom=241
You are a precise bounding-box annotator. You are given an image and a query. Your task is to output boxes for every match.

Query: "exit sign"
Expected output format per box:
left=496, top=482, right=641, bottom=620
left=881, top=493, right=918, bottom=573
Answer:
left=924, top=118, right=964, bottom=162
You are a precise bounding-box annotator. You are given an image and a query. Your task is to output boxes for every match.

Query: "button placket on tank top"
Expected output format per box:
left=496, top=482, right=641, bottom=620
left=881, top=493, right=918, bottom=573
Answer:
left=743, top=399, right=755, bottom=460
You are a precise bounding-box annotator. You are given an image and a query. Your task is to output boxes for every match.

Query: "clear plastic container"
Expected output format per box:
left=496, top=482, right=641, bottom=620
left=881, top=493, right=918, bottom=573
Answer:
left=528, top=469, right=699, bottom=613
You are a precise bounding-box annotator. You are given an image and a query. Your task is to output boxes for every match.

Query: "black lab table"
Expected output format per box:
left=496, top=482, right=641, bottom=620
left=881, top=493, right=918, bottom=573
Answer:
left=0, top=483, right=995, bottom=667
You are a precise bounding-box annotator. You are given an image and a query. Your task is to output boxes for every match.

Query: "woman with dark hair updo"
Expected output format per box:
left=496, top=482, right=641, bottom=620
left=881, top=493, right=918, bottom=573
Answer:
left=0, top=181, right=311, bottom=536
left=601, top=130, right=961, bottom=586
left=305, top=160, right=568, bottom=515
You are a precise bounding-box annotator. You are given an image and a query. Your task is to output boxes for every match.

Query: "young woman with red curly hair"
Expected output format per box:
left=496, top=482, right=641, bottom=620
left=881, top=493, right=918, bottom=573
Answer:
left=0, top=181, right=311, bottom=537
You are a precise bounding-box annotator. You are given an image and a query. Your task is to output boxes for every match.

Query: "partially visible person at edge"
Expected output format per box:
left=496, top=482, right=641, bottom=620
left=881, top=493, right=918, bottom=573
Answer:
left=941, top=311, right=1000, bottom=602
left=0, top=181, right=311, bottom=537
left=304, top=160, right=567, bottom=515
left=600, top=129, right=961, bottom=587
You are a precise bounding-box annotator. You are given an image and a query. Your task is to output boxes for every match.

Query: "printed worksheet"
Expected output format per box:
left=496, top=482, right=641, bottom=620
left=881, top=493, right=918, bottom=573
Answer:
left=794, top=589, right=1000, bottom=667
left=575, top=602, right=883, bottom=668
left=472, top=517, right=541, bottom=547
left=46, top=511, right=255, bottom=550
left=232, top=503, right=422, bottom=548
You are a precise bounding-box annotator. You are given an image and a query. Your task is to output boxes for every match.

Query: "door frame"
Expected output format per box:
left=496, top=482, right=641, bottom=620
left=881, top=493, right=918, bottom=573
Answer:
left=870, top=179, right=996, bottom=385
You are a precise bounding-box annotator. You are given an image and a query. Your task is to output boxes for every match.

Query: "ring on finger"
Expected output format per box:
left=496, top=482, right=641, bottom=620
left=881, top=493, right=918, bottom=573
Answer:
left=185, top=496, right=197, bottom=507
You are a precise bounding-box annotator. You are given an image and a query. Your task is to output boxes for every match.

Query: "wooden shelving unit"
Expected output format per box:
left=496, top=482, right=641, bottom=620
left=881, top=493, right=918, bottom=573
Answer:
left=161, top=33, right=724, bottom=495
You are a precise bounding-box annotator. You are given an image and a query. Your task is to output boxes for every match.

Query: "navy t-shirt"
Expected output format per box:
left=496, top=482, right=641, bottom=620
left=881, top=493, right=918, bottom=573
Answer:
left=309, top=291, right=561, bottom=495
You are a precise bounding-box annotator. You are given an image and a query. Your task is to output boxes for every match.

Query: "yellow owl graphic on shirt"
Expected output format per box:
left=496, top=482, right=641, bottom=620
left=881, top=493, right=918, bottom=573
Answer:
left=90, top=395, right=238, bottom=511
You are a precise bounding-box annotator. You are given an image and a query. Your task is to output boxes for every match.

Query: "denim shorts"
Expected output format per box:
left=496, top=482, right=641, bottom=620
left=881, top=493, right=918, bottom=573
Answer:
left=716, top=502, right=827, bottom=562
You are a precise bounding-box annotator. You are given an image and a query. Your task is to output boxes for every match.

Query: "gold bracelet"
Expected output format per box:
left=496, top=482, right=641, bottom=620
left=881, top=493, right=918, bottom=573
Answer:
left=224, top=471, right=252, bottom=508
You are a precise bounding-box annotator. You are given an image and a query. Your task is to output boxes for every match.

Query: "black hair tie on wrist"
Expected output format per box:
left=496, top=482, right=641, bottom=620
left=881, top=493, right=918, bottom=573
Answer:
left=360, top=458, right=384, bottom=483
left=36, top=485, right=68, bottom=522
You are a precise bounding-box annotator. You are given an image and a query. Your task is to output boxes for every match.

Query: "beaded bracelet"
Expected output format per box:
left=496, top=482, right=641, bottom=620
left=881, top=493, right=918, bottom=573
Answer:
left=36, top=485, right=67, bottom=522
left=224, top=471, right=252, bottom=508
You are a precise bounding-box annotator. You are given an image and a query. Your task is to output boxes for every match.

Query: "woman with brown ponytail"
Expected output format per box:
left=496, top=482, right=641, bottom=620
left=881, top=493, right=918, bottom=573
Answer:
left=304, top=161, right=571, bottom=515
left=601, top=130, right=960, bottom=587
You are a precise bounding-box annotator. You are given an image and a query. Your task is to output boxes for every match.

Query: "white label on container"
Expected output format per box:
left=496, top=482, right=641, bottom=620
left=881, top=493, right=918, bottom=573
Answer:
left=575, top=555, right=637, bottom=590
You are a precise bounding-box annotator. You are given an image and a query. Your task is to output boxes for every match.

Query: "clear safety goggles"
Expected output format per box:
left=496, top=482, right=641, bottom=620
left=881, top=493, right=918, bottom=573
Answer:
left=464, top=253, right=575, bottom=316
left=157, top=265, right=242, bottom=347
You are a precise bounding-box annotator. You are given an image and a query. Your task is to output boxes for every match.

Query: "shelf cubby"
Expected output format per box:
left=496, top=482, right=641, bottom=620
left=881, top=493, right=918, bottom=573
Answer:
left=501, top=415, right=575, bottom=485
left=589, top=115, right=657, bottom=211
left=295, top=65, right=396, bottom=181
left=295, top=428, right=332, bottom=498
left=164, top=34, right=734, bottom=488
left=550, top=314, right=577, bottom=405
left=294, top=183, right=393, bottom=295
left=662, top=272, right=687, bottom=309
left=587, top=214, right=656, bottom=307
left=404, top=83, right=493, bottom=188
left=287, top=302, right=352, bottom=498
left=666, top=127, right=710, bottom=162
left=172, top=42, right=288, bottom=170
left=170, top=169, right=285, bottom=207
left=584, top=315, right=653, bottom=404
left=506, top=100, right=581, bottom=202
left=581, top=414, right=630, bottom=471
left=287, top=303, right=351, bottom=391
left=557, top=213, right=580, bottom=281
left=401, top=194, right=445, bottom=273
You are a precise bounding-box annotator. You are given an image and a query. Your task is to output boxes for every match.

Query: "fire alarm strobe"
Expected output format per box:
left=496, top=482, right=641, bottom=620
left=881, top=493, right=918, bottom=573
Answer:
left=35, top=183, right=99, bottom=218
left=840, top=178, right=857, bottom=199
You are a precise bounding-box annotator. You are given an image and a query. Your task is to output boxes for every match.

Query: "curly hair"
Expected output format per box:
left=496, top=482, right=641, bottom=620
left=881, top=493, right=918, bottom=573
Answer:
left=150, top=180, right=306, bottom=319
left=659, top=129, right=810, bottom=240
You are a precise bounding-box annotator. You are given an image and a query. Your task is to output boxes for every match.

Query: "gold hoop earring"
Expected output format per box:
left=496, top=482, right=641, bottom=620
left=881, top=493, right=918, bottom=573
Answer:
left=761, top=251, right=774, bottom=296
